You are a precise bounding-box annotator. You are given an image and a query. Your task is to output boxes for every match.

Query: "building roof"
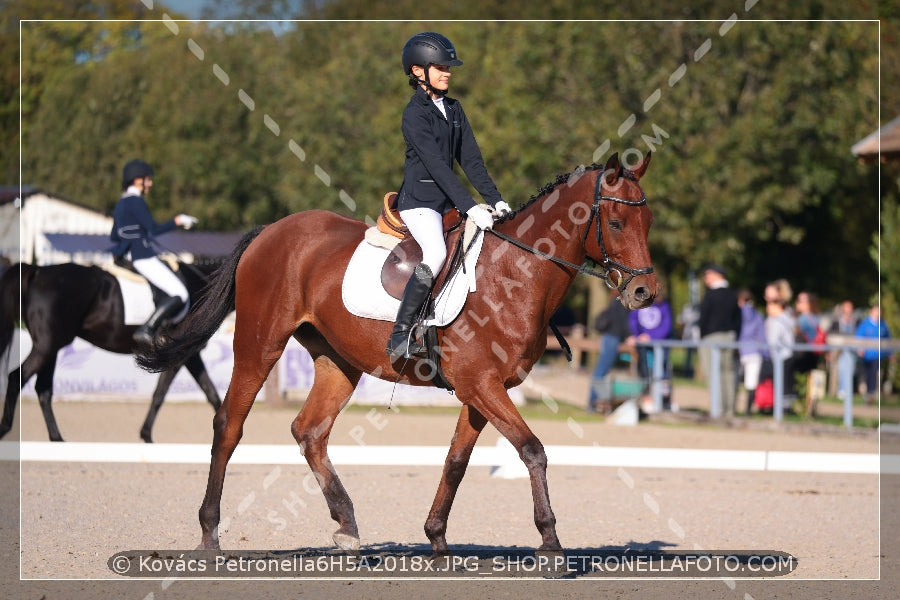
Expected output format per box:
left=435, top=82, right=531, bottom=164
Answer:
left=851, top=115, right=900, bottom=162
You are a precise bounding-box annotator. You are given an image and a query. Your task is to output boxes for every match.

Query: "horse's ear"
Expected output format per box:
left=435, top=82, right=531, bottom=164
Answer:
left=603, top=152, right=621, bottom=184
left=631, top=151, right=651, bottom=180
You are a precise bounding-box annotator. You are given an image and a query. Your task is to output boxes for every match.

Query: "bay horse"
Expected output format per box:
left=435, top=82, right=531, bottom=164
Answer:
left=0, top=260, right=222, bottom=442
left=138, top=152, right=658, bottom=555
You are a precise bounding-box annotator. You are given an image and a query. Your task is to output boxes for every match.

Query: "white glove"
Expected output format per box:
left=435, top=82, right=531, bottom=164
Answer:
left=493, top=200, right=512, bottom=217
left=466, top=204, right=495, bottom=230
left=176, top=214, right=198, bottom=230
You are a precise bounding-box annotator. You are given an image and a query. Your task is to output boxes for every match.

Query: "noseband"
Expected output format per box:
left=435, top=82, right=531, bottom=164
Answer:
left=489, top=167, right=653, bottom=292
left=582, top=168, right=655, bottom=291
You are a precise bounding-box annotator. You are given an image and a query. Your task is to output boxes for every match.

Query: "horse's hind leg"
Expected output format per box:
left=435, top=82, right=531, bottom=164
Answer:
left=197, top=341, right=285, bottom=550
left=142, top=356, right=221, bottom=443
left=182, top=354, right=222, bottom=412
left=424, top=404, right=487, bottom=556
left=34, top=355, right=63, bottom=442
left=290, top=355, right=362, bottom=553
left=140, top=368, right=178, bottom=443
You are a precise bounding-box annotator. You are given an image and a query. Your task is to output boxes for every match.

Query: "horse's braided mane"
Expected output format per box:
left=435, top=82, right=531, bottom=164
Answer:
left=511, top=162, right=605, bottom=216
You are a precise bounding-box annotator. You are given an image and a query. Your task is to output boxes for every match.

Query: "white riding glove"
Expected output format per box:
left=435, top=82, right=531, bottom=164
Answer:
left=466, top=204, right=495, bottom=230
left=176, top=214, right=199, bottom=230
left=492, top=200, right=512, bottom=217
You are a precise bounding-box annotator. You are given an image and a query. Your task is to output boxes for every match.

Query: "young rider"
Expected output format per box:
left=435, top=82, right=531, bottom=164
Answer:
left=110, top=159, right=198, bottom=345
left=386, top=32, right=511, bottom=359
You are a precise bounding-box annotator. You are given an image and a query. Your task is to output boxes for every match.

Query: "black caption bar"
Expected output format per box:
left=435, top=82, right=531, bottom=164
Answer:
left=108, top=549, right=797, bottom=578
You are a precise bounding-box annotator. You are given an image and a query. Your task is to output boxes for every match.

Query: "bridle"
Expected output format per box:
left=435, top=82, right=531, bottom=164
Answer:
left=488, top=166, right=654, bottom=292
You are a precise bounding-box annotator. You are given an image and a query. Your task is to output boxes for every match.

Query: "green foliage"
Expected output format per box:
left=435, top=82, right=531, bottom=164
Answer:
left=6, top=0, right=896, bottom=313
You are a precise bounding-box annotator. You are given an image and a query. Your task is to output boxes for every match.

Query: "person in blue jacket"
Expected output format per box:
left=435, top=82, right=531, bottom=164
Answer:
left=386, top=32, right=512, bottom=359
left=110, top=159, right=198, bottom=345
left=855, top=304, right=891, bottom=405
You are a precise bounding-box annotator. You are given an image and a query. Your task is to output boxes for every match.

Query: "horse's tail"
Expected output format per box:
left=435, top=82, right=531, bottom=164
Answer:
left=136, top=226, right=266, bottom=373
left=0, top=264, right=34, bottom=364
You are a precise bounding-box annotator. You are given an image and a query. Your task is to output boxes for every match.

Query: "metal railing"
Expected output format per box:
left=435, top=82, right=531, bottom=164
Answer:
left=634, top=335, right=898, bottom=428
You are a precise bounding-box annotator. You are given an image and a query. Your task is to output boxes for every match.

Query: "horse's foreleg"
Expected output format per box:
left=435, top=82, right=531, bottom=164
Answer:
left=291, top=356, right=362, bottom=554
left=183, top=354, right=222, bottom=412
left=467, top=381, right=561, bottom=552
left=424, top=404, right=487, bottom=556
left=34, top=356, right=63, bottom=442
left=140, top=368, right=178, bottom=443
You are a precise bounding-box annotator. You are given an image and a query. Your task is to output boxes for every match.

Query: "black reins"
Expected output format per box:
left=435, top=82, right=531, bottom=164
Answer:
left=488, top=167, right=654, bottom=292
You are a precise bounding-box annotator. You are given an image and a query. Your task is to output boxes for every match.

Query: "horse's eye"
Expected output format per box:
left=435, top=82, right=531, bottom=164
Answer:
left=608, top=220, right=622, bottom=231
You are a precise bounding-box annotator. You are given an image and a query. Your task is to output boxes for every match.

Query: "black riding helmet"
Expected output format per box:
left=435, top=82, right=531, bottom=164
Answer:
left=401, top=32, right=463, bottom=95
left=122, top=159, right=154, bottom=189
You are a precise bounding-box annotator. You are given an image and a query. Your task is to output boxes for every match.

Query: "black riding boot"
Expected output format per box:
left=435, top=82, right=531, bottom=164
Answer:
left=386, top=264, right=434, bottom=360
left=133, top=296, right=184, bottom=346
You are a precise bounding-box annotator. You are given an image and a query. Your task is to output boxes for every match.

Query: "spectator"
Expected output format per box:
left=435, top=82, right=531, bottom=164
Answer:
left=587, top=291, right=634, bottom=413
left=737, top=288, right=768, bottom=415
left=763, top=281, right=798, bottom=406
left=678, top=302, right=700, bottom=378
left=793, top=291, right=823, bottom=373
left=629, top=294, right=674, bottom=409
left=829, top=300, right=859, bottom=399
left=855, top=304, right=891, bottom=405
left=698, top=264, right=742, bottom=417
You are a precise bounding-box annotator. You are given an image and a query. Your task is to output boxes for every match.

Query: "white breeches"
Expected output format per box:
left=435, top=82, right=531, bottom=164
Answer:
left=399, top=207, right=447, bottom=275
left=132, top=256, right=190, bottom=303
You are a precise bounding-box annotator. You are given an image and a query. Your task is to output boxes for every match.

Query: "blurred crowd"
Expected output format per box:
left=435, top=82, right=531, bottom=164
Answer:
left=586, top=266, right=893, bottom=417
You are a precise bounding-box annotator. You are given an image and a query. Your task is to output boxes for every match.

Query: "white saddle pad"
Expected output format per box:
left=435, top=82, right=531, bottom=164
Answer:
left=116, top=275, right=156, bottom=325
left=100, top=263, right=177, bottom=325
left=341, top=222, right=485, bottom=326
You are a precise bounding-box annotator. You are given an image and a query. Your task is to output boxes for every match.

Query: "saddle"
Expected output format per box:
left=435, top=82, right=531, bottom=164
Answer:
left=377, top=192, right=465, bottom=300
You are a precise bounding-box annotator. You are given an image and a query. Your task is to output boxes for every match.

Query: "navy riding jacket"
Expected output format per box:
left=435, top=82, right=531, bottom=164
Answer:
left=109, top=192, right=176, bottom=260
left=398, top=86, right=502, bottom=214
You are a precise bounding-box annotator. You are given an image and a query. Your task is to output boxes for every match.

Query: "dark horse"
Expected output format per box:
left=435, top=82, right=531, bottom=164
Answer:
left=139, top=153, right=658, bottom=555
left=0, top=261, right=222, bottom=442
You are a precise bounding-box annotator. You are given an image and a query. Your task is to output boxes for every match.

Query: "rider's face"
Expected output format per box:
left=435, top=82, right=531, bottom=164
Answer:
left=136, top=176, right=153, bottom=194
left=412, top=64, right=451, bottom=96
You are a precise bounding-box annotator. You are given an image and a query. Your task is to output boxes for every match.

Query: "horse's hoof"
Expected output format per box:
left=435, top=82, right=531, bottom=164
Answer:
left=196, top=540, right=220, bottom=550
left=332, top=532, right=360, bottom=555
left=141, top=432, right=153, bottom=444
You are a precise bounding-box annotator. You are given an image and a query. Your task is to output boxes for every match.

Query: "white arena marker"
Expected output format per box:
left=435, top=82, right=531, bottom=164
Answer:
left=766, top=451, right=879, bottom=474
left=5, top=442, right=884, bottom=475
